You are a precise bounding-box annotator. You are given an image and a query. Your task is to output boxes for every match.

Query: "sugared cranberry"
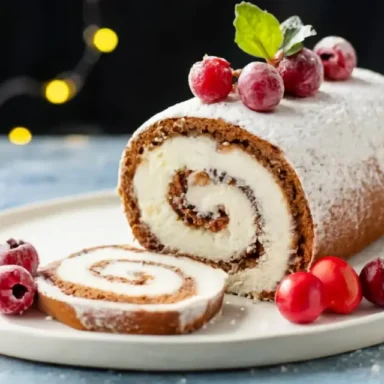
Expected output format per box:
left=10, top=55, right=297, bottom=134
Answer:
left=0, top=239, right=39, bottom=276
left=188, top=56, right=233, bottom=103
left=277, top=48, right=324, bottom=97
left=314, top=36, right=357, bottom=81
left=359, top=258, right=384, bottom=307
left=310, top=256, right=362, bottom=314
left=0, top=265, right=36, bottom=315
left=275, top=272, right=326, bottom=324
left=237, top=62, right=284, bottom=112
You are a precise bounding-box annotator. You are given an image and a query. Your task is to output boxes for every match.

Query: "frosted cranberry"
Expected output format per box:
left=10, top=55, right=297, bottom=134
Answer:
left=237, top=62, right=284, bottom=112
left=275, top=272, right=326, bottom=324
left=277, top=48, right=324, bottom=97
left=0, top=265, right=36, bottom=315
left=188, top=56, right=233, bottom=103
left=0, top=239, right=40, bottom=276
left=359, top=258, right=384, bottom=307
left=314, top=36, right=357, bottom=81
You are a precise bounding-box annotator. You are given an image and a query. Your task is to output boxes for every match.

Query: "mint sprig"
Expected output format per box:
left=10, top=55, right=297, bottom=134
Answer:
left=233, top=2, right=317, bottom=61
left=280, top=16, right=317, bottom=56
left=233, top=2, right=283, bottom=61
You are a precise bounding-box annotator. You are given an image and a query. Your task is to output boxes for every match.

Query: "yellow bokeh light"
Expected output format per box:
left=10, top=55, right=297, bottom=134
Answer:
left=93, top=28, right=118, bottom=53
left=44, top=80, right=73, bottom=104
left=8, top=127, right=32, bottom=145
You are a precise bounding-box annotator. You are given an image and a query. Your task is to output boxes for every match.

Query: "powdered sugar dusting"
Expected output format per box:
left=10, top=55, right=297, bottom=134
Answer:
left=128, top=68, right=384, bottom=260
left=371, top=363, right=381, bottom=374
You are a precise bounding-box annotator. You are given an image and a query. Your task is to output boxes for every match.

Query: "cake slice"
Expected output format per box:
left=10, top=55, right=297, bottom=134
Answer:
left=36, top=245, right=227, bottom=335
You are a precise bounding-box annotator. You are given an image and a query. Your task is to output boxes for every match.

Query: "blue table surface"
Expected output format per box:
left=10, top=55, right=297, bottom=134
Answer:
left=1, top=136, right=384, bottom=384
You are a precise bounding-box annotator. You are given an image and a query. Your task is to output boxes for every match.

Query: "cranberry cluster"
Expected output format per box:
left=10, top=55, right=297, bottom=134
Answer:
left=0, top=239, right=39, bottom=315
left=188, top=37, right=356, bottom=112
left=275, top=256, right=384, bottom=325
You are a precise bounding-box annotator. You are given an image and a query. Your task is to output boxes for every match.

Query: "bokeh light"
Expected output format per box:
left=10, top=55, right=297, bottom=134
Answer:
left=8, top=127, right=32, bottom=145
left=44, top=80, right=74, bottom=104
left=93, top=28, right=118, bottom=53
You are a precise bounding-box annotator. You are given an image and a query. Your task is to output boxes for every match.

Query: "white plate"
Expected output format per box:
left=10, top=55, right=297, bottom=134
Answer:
left=0, top=190, right=383, bottom=371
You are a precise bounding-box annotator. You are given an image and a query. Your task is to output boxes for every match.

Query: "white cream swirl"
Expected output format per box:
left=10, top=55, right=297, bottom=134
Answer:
left=133, top=135, right=294, bottom=292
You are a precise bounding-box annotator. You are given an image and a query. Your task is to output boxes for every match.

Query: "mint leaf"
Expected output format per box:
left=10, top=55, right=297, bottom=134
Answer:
left=280, top=16, right=316, bottom=56
left=234, top=2, right=283, bottom=60
left=280, top=16, right=302, bottom=47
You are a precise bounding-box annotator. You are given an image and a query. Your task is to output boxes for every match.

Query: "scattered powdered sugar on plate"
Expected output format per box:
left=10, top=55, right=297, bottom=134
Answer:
left=371, top=364, right=381, bottom=374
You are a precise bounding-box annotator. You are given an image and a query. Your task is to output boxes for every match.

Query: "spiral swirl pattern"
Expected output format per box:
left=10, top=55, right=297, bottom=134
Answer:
left=127, top=132, right=296, bottom=299
left=36, top=245, right=227, bottom=334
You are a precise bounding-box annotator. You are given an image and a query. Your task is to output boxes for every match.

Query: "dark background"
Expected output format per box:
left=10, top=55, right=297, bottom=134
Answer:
left=0, top=0, right=383, bottom=135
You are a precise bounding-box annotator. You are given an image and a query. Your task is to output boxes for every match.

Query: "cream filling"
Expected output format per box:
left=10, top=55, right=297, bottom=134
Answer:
left=133, top=135, right=294, bottom=292
left=185, top=181, right=257, bottom=252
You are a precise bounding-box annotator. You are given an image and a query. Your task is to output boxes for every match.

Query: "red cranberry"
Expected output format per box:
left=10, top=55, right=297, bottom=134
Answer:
left=237, top=62, right=284, bottom=112
left=277, top=48, right=324, bottom=97
left=0, top=239, right=39, bottom=276
left=314, top=36, right=357, bottom=81
left=0, top=265, right=36, bottom=315
left=310, top=256, right=362, bottom=314
left=188, top=56, right=233, bottom=103
left=275, top=272, right=326, bottom=324
left=359, top=258, right=384, bottom=307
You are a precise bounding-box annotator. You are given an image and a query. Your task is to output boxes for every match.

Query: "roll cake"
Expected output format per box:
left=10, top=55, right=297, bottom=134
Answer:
left=118, top=68, right=384, bottom=300
left=36, top=245, right=227, bottom=334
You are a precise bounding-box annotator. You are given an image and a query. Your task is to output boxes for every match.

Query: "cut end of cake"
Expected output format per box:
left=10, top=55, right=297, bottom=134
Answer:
left=118, top=116, right=315, bottom=299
